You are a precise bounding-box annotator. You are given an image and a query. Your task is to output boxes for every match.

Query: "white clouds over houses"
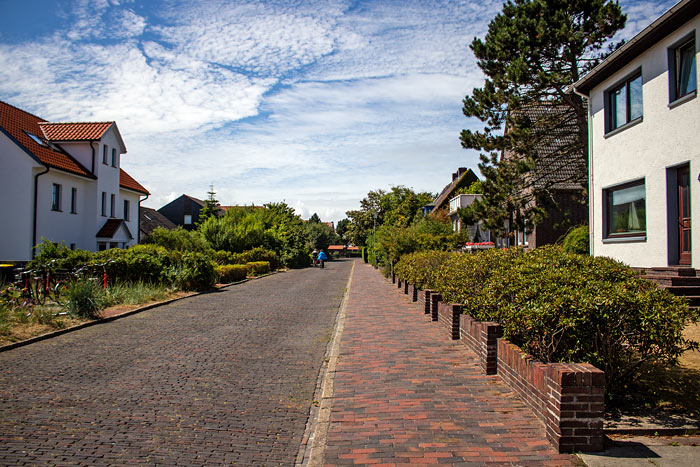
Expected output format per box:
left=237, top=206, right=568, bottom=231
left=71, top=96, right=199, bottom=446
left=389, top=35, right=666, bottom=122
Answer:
left=0, top=0, right=678, bottom=222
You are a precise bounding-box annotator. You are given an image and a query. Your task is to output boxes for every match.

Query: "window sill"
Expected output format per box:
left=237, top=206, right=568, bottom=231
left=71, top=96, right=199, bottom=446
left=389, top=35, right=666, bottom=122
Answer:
left=602, top=235, right=646, bottom=244
left=70, top=211, right=77, bottom=215
left=669, top=90, right=697, bottom=109
left=604, top=116, right=643, bottom=138
left=51, top=209, right=62, bottom=212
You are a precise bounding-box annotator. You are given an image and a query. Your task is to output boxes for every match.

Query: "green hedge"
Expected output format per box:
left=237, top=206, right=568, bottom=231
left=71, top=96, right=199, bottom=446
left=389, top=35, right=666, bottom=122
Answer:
left=394, top=246, right=699, bottom=398
left=394, top=250, right=451, bottom=289
left=30, top=242, right=216, bottom=292
left=216, top=264, right=247, bottom=283
left=562, top=225, right=589, bottom=255
left=246, top=261, right=270, bottom=276
left=213, top=247, right=279, bottom=270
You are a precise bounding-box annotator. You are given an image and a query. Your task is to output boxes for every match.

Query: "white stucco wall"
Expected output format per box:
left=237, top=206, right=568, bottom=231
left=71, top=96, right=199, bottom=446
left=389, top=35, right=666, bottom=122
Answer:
left=588, top=16, right=700, bottom=268
left=120, top=188, right=142, bottom=247
left=35, top=170, right=92, bottom=252
left=0, top=131, right=39, bottom=262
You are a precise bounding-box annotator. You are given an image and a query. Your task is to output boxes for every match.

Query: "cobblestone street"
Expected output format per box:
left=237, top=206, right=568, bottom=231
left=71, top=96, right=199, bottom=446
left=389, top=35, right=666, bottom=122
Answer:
left=0, top=260, right=353, bottom=466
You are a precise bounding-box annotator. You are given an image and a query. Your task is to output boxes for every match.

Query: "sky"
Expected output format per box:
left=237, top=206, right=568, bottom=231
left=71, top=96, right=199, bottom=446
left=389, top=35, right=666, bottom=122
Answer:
left=0, top=0, right=678, bottom=222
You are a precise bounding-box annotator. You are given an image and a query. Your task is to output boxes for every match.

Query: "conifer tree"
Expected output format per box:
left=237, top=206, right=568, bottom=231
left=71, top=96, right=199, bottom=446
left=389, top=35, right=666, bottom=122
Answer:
left=461, top=0, right=625, bottom=236
left=198, top=184, right=221, bottom=224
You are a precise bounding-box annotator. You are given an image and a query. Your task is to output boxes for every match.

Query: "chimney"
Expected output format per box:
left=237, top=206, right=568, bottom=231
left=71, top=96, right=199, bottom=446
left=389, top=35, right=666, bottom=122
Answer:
left=458, top=167, right=467, bottom=176
left=452, top=172, right=457, bottom=181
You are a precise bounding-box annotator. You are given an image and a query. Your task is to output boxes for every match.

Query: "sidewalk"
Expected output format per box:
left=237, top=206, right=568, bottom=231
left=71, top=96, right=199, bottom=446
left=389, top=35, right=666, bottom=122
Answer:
left=322, top=263, right=576, bottom=466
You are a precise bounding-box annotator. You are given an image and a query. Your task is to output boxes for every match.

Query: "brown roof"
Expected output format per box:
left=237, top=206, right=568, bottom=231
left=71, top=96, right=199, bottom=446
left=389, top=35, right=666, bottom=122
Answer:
left=96, top=218, right=133, bottom=239
left=431, top=168, right=479, bottom=213
left=0, top=100, right=94, bottom=177
left=39, top=121, right=113, bottom=141
left=507, top=104, right=585, bottom=190
left=140, top=206, right=177, bottom=237
left=120, top=168, right=150, bottom=195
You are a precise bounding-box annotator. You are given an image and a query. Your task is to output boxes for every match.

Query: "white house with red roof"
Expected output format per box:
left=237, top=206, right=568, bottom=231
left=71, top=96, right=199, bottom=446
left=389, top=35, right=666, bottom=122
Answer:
left=0, top=100, right=149, bottom=262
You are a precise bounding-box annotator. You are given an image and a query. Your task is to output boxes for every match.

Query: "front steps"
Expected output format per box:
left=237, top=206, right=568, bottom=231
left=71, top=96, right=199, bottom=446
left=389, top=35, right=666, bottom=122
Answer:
left=638, top=267, right=700, bottom=307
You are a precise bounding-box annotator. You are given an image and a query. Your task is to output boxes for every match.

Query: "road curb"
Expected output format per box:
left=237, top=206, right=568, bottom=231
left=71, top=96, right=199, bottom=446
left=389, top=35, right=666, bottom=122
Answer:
left=0, top=271, right=280, bottom=353
left=296, top=260, right=355, bottom=466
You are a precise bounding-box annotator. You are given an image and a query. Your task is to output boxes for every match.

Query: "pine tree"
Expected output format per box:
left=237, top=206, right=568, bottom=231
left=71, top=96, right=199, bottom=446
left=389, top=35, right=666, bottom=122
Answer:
left=461, top=0, right=626, bottom=236
left=198, top=184, right=221, bottom=224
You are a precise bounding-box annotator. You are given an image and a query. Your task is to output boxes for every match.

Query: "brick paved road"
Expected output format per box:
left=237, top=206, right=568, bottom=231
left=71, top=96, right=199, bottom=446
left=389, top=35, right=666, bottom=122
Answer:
left=0, top=260, right=353, bottom=466
left=324, top=263, right=576, bottom=466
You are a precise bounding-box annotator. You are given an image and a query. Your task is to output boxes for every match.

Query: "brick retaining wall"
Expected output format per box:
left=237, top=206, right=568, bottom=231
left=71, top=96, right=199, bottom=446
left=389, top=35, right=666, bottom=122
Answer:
left=437, top=302, right=461, bottom=340
left=417, top=289, right=432, bottom=315
left=459, top=314, right=502, bottom=375
left=497, top=339, right=605, bottom=452
left=408, top=283, right=418, bottom=302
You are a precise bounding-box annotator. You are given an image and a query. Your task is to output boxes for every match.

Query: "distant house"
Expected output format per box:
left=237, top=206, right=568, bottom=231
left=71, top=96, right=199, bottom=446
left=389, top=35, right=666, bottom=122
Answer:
left=0, top=100, right=149, bottom=262
left=502, top=104, right=588, bottom=249
left=447, top=193, right=491, bottom=243
left=573, top=0, right=699, bottom=268
left=140, top=206, right=177, bottom=239
left=429, top=167, right=479, bottom=214
left=157, top=194, right=205, bottom=230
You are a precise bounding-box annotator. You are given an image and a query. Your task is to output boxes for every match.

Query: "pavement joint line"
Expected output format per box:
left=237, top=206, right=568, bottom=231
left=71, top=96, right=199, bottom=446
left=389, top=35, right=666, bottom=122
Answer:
left=296, top=260, right=354, bottom=467
left=0, top=270, right=281, bottom=353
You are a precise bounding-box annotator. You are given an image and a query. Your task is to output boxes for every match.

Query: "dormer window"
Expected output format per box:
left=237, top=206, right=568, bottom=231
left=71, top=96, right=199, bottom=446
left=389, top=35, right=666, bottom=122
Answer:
left=103, top=145, right=108, bottom=164
left=111, top=148, right=117, bottom=167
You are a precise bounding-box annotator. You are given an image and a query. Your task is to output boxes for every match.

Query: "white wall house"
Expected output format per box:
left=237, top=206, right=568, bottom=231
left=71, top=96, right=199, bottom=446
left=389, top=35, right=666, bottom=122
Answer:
left=448, top=194, right=491, bottom=243
left=0, top=100, right=149, bottom=262
left=574, top=0, right=700, bottom=269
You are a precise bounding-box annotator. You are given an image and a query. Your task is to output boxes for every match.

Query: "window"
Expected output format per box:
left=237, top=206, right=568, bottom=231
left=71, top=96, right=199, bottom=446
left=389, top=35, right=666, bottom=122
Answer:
left=669, top=34, right=697, bottom=103
left=51, top=184, right=61, bottom=211
left=184, top=214, right=192, bottom=225
left=103, top=145, right=108, bottom=164
left=101, top=192, right=107, bottom=216
left=70, top=187, right=77, bottom=213
left=123, top=199, right=130, bottom=221
left=604, top=180, right=646, bottom=239
left=98, top=242, right=107, bottom=251
left=111, top=148, right=117, bottom=167
left=110, top=194, right=115, bottom=218
left=606, top=71, right=643, bottom=133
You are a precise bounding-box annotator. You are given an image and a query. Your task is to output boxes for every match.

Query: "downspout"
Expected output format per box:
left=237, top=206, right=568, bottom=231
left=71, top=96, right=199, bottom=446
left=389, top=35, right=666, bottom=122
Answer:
left=32, top=165, right=50, bottom=258
left=89, top=140, right=97, bottom=174
left=572, top=86, right=594, bottom=256
left=138, top=193, right=149, bottom=244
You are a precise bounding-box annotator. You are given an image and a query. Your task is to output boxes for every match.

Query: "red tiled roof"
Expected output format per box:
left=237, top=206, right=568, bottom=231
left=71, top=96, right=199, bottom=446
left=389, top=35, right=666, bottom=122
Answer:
left=0, top=100, right=93, bottom=177
left=328, top=245, right=345, bottom=250
left=120, top=168, right=149, bottom=195
left=96, top=218, right=133, bottom=239
left=39, top=121, right=113, bottom=141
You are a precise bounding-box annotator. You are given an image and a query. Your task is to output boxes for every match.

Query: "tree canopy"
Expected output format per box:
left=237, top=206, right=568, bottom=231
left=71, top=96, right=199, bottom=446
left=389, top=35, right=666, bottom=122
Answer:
left=461, top=0, right=625, bottom=236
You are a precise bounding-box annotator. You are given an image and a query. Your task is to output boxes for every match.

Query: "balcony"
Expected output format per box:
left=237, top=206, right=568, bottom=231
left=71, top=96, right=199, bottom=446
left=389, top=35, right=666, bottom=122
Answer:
left=448, top=194, right=482, bottom=215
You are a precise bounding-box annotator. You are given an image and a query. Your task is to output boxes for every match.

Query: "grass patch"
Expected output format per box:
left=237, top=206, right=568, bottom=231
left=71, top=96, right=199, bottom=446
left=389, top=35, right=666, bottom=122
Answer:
left=0, top=281, right=174, bottom=347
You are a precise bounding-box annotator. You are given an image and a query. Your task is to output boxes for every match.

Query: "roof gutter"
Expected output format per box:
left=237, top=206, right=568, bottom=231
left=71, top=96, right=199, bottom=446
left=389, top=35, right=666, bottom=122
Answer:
left=32, top=165, right=50, bottom=258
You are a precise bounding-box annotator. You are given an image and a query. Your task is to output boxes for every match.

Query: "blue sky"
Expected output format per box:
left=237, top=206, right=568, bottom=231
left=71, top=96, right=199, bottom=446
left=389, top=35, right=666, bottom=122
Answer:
left=0, top=0, right=677, bottom=222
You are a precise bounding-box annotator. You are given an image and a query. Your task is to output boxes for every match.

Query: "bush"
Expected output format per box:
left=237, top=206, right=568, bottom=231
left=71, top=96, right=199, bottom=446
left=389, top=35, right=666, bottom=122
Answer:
left=216, top=265, right=247, bottom=283
left=246, top=261, right=270, bottom=276
left=67, top=280, right=105, bottom=319
left=143, top=227, right=212, bottom=253
left=394, top=250, right=452, bottom=289
left=166, top=252, right=217, bottom=291
left=240, top=247, right=279, bottom=270
left=562, top=225, right=589, bottom=254
left=400, top=245, right=699, bottom=399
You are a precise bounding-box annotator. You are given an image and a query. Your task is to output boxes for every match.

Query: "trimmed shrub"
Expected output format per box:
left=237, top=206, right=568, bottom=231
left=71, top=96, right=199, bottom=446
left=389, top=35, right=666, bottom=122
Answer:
left=240, top=247, right=279, bottom=270
left=246, top=261, right=270, bottom=276
left=216, top=264, right=247, bottom=283
left=394, top=250, right=452, bottom=289
left=562, top=225, right=589, bottom=255
left=143, top=227, right=212, bottom=253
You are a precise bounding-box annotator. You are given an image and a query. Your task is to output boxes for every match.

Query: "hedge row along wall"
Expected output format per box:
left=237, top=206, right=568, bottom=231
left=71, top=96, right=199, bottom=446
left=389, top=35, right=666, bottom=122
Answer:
left=393, top=275, right=604, bottom=453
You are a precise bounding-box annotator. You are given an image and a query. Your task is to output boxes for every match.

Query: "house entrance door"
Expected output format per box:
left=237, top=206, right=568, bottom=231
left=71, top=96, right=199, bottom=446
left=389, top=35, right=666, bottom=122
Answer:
left=678, top=165, right=692, bottom=265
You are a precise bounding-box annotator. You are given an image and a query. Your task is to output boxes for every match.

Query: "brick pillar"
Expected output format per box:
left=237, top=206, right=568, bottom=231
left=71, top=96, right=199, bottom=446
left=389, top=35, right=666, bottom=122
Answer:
left=429, top=293, right=441, bottom=322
